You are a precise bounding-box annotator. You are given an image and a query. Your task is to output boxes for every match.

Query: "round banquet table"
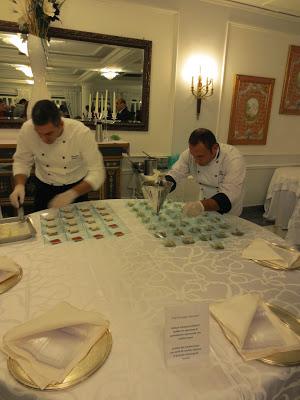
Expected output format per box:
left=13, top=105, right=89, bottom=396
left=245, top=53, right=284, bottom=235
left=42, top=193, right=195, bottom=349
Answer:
left=0, top=199, right=299, bottom=400
left=264, top=167, right=300, bottom=245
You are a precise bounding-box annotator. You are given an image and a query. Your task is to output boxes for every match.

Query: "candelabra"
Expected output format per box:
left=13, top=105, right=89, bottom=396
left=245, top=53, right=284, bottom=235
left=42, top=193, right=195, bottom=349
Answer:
left=191, top=75, right=214, bottom=119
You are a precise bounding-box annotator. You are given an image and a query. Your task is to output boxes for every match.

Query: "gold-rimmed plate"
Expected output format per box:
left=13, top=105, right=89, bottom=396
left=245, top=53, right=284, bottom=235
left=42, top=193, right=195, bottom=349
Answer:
left=260, top=304, right=300, bottom=366
left=0, top=266, right=23, bottom=294
left=7, top=329, right=112, bottom=390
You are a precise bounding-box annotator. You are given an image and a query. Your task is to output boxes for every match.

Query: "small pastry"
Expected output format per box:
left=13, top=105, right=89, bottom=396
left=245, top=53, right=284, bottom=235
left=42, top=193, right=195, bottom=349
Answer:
left=44, top=214, right=55, bottom=221
left=96, top=205, right=106, bottom=211
left=211, top=241, right=224, bottom=250
left=219, top=222, right=230, bottom=230
left=68, top=226, right=79, bottom=234
left=114, top=231, right=124, bottom=237
left=173, top=228, right=184, bottom=236
left=78, top=206, right=89, bottom=212
left=94, top=233, right=104, bottom=239
left=85, top=218, right=95, bottom=224
left=182, top=236, right=195, bottom=244
left=50, top=238, right=61, bottom=245
left=72, top=236, right=83, bottom=242
left=46, top=228, right=58, bottom=236
left=67, top=219, right=77, bottom=226
left=63, top=213, right=74, bottom=220
left=46, top=221, right=57, bottom=228
left=82, top=212, right=92, bottom=218
left=215, top=231, right=228, bottom=238
left=109, top=224, right=118, bottom=229
left=104, top=216, right=113, bottom=222
left=231, top=228, right=244, bottom=236
left=89, top=224, right=99, bottom=231
left=163, top=239, right=176, bottom=247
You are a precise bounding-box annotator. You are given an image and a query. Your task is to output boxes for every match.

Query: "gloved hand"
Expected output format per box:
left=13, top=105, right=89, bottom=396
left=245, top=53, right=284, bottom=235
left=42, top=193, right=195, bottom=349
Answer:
left=9, top=184, right=25, bottom=208
left=141, top=169, right=162, bottom=184
left=182, top=201, right=205, bottom=217
left=48, top=189, right=78, bottom=209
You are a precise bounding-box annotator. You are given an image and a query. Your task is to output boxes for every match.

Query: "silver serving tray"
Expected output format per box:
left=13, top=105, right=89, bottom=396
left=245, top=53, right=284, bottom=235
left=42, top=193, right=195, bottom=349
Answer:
left=0, top=216, right=36, bottom=244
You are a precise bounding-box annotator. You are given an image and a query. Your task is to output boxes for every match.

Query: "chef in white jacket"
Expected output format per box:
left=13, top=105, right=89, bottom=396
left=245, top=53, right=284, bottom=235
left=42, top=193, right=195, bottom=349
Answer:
left=9, top=99, right=105, bottom=212
left=165, top=128, right=246, bottom=216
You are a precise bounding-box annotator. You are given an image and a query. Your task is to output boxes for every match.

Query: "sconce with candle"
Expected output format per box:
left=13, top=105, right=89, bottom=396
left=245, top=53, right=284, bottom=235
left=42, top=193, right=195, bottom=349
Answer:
left=191, top=71, right=214, bottom=119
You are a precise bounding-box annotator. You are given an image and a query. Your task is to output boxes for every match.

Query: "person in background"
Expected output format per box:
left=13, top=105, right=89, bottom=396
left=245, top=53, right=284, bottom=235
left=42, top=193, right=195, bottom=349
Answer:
left=13, top=98, right=28, bottom=119
left=9, top=99, right=105, bottom=212
left=165, top=128, right=246, bottom=216
left=59, top=103, right=70, bottom=118
left=0, top=99, right=9, bottom=118
left=116, top=98, right=132, bottom=121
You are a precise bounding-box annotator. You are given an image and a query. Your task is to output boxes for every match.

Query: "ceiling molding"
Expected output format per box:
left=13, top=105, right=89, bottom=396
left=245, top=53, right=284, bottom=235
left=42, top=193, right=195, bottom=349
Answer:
left=202, top=0, right=300, bottom=19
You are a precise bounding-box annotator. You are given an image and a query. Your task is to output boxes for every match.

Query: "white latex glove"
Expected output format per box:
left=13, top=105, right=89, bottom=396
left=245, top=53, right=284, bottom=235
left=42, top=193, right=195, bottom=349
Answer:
left=48, top=189, right=78, bottom=209
left=182, top=201, right=205, bottom=217
left=9, top=184, right=25, bottom=208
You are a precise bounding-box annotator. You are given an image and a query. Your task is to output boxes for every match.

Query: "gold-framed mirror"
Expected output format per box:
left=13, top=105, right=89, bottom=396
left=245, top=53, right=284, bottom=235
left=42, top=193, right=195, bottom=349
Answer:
left=0, top=20, right=151, bottom=131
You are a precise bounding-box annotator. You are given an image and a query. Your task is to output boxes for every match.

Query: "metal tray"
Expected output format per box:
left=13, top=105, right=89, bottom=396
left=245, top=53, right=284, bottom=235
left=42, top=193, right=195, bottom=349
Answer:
left=0, top=217, right=36, bottom=244
left=8, top=329, right=112, bottom=390
left=0, top=265, right=23, bottom=294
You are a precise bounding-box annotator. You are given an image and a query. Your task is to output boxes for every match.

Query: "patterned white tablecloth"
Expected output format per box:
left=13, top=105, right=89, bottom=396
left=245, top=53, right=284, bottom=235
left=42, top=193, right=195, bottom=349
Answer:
left=0, top=200, right=299, bottom=400
left=264, top=167, right=300, bottom=244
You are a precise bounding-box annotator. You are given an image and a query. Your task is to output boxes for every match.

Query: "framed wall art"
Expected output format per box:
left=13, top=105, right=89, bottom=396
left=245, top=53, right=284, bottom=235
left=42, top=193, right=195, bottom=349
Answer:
left=279, top=45, right=300, bottom=115
left=227, top=74, right=275, bottom=145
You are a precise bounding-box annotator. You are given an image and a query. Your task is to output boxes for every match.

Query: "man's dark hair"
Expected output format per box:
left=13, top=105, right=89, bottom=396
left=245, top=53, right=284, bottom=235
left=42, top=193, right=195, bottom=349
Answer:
left=32, top=100, right=61, bottom=126
left=188, top=128, right=217, bottom=150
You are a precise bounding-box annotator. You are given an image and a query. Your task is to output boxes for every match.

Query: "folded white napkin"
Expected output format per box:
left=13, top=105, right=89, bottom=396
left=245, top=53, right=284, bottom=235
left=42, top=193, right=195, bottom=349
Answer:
left=0, top=256, right=20, bottom=284
left=2, top=302, right=109, bottom=389
left=242, top=239, right=300, bottom=269
left=210, top=293, right=300, bottom=361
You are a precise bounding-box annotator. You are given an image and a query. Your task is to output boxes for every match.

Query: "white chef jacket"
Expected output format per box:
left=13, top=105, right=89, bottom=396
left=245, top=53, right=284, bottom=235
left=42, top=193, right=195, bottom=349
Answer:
left=168, top=143, right=246, bottom=215
left=13, top=118, right=105, bottom=190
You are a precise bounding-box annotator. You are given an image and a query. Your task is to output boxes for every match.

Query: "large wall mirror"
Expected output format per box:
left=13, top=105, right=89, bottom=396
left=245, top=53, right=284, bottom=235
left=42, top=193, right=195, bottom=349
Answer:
left=0, top=20, right=151, bottom=131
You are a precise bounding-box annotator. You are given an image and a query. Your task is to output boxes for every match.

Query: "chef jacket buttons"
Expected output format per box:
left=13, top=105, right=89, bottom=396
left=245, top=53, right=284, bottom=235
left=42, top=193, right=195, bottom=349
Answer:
left=46, top=164, right=50, bottom=167
left=62, top=156, right=65, bottom=159
left=216, top=160, right=219, bottom=164
left=64, top=166, right=67, bottom=169
left=63, top=140, right=66, bottom=144
left=42, top=153, right=45, bottom=156
left=214, top=174, right=218, bottom=177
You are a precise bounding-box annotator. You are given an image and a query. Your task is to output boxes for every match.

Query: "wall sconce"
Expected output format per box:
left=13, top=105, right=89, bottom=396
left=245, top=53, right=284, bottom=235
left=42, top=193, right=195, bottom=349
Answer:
left=191, top=72, right=214, bottom=119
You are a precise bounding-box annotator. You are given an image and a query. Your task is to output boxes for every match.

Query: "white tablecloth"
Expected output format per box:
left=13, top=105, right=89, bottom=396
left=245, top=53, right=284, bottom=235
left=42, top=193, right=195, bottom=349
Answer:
left=0, top=200, right=299, bottom=400
left=264, top=167, right=300, bottom=245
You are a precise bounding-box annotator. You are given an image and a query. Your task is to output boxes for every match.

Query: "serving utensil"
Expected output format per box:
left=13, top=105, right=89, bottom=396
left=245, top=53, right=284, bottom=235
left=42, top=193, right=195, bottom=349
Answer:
left=17, top=206, right=25, bottom=222
left=142, top=179, right=173, bottom=214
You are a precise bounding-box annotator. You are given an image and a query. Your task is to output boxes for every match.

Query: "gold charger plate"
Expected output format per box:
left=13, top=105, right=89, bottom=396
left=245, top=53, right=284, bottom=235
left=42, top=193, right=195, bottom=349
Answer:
left=0, top=266, right=22, bottom=295
left=7, top=329, right=112, bottom=390
left=260, top=304, right=300, bottom=366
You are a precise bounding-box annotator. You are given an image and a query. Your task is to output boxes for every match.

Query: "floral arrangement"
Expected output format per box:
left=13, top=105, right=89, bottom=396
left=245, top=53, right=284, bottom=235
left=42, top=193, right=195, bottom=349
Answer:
left=11, top=0, right=65, bottom=39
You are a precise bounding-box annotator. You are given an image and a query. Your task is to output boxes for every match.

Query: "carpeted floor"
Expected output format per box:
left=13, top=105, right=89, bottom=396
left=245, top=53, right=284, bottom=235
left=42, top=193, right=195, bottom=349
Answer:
left=241, top=205, right=288, bottom=239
